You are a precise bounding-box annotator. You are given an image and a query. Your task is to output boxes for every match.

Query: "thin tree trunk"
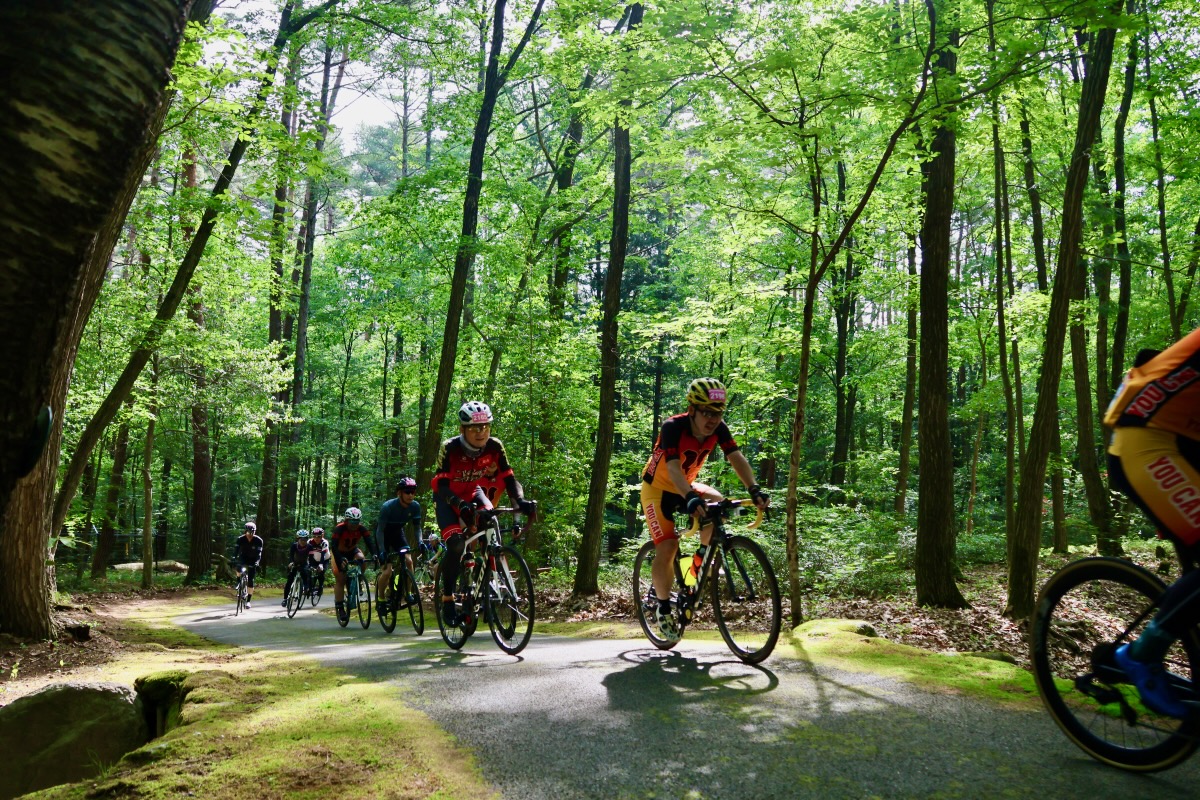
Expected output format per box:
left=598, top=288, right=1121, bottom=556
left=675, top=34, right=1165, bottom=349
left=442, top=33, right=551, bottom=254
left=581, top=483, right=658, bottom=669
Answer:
left=1007, top=11, right=1120, bottom=620
left=573, top=2, right=644, bottom=599
left=895, top=238, right=918, bottom=515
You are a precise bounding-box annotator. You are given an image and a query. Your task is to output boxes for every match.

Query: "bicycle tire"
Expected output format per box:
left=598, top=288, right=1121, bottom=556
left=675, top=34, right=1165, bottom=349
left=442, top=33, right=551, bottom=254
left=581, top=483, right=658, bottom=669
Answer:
left=487, top=545, right=534, bottom=654
left=378, top=569, right=398, bottom=633
left=711, top=536, right=782, bottom=664
left=235, top=575, right=247, bottom=616
left=285, top=573, right=303, bottom=618
left=1031, top=556, right=1200, bottom=771
left=402, top=566, right=424, bottom=636
left=311, top=572, right=323, bottom=607
left=357, top=573, right=372, bottom=629
left=436, top=567, right=469, bottom=649
left=633, top=540, right=680, bottom=651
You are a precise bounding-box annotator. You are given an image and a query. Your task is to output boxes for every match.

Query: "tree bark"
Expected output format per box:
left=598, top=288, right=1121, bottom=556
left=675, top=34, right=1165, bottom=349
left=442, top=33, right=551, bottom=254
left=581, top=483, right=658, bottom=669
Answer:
left=573, top=2, right=644, bottom=599
left=1006, top=11, right=1120, bottom=620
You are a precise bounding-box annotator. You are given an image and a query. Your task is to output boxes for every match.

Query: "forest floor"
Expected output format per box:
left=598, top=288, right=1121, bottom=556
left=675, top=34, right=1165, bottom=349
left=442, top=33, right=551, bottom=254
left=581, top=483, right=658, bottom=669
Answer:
left=0, top=548, right=1174, bottom=701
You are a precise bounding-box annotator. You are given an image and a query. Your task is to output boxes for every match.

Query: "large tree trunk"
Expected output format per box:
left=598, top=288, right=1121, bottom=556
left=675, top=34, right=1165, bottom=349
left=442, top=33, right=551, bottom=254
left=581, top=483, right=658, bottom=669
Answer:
left=573, top=2, right=644, bottom=598
left=0, top=0, right=202, bottom=639
left=1006, top=11, right=1120, bottom=620
left=915, top=4, right=968, bottom=609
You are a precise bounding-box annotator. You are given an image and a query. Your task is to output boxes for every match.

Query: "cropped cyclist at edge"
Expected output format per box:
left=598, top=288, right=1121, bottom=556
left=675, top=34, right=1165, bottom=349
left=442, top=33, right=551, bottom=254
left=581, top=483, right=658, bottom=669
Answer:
left=375, top=476, right=422, bottom=612
left=641, top=378, right=769, bottom=642
left=1106, top=327, right=1200, bottom=718
left=232, top=521, right=264, bottom=608
left=330, top=507, right=378, bottom=623
left=433, top=400, right=536, bottom=626
left=281, top=529, right=314, bottom=606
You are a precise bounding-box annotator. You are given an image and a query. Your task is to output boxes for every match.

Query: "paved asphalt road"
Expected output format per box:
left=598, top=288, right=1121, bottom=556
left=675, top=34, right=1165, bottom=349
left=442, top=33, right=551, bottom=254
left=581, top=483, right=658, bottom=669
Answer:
left=179, top=601, right=1200, bottom=799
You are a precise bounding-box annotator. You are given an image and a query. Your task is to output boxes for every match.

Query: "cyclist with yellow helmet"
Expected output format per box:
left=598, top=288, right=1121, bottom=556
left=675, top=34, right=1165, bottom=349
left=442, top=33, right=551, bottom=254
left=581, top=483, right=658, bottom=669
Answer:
left=640, top=378, right=769, bottom=642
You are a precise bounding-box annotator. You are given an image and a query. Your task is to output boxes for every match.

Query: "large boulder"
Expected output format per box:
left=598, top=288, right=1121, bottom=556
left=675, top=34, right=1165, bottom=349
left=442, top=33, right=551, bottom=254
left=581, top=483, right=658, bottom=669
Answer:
left=0, top=681, right=149, bottom=798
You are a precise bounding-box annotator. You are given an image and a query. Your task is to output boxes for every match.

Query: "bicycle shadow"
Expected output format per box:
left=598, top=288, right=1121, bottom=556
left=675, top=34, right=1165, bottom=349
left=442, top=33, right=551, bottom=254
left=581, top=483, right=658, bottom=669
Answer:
left=602, top=647, right=780, bottom=716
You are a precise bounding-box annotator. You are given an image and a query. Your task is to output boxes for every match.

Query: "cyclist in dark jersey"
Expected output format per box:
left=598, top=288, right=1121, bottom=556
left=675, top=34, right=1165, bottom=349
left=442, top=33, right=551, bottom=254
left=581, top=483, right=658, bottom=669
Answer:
left=641, top=378, right=769, bottom=642
left=432, top=400, right=536, bottom=625
left=1106, top=328, right=1200, bottom=717
left=375, top=476, right=422, bottom=611
left=232, top=522, right=264, bottom=607
left=330, top=507, right=377, bottom=622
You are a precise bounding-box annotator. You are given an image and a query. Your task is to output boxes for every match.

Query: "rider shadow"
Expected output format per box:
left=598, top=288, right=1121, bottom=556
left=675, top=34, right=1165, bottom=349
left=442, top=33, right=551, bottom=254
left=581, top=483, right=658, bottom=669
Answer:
left=603, top=647, right=780, bottom=718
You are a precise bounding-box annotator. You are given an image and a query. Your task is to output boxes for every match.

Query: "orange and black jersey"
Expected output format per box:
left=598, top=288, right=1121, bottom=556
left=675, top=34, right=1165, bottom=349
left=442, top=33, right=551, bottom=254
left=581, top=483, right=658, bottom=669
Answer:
left=433, top=435, right=518, bottom=507
left=1105, top=326, right=1200, bottom=439
left=642, top=412, right=739, bottom=493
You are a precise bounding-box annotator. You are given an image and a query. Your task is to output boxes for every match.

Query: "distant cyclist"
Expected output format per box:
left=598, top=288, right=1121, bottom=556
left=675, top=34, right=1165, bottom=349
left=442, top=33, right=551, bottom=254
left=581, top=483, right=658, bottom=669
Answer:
left=1106, top=330, right=1200, bottom=717
left=330, top=507, right=377, bottom=622
left=308, top=527, right=330, bottom=587
left=375, top=476, right=422, bottom=612
left=232, top=522, right=264, bottom=608
left=640, top=378, right=769, bottom=642
left=281, top=529, right=314, bottom=606
left=433, top=401, right=536, bottom=625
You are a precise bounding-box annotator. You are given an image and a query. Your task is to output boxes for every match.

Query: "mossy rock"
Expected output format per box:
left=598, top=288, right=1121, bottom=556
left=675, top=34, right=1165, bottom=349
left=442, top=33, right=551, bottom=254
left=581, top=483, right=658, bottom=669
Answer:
left=134, top=669, right=191, bottom=703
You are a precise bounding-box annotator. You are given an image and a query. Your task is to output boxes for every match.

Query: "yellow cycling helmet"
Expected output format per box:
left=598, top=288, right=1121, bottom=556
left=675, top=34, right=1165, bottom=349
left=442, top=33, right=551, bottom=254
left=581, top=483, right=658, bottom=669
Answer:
left=686, top=377, right=727, bottom=410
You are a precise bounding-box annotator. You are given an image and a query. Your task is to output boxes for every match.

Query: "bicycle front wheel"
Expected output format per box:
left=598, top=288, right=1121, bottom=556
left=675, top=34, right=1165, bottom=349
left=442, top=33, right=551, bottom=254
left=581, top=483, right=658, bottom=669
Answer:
left=285, top=574, right=303, bottom=618
left=711, top=536, right=782, bottom=664
left=378, top=571, right=398, bottom=634
left=311, top=570, right=324, bottom=606
left=633, top=541, right=680, bottom=651
left=436, top=567, right=469, bottom=650
left=402, top=566, right=425, bottom=636
left=1031, top=557, right=1200, bottom=771
left=357, top=574, right=372, bottom=629
left=487, top=546, right=534, bottom=654
left=235, top=577, right=247, bottom=616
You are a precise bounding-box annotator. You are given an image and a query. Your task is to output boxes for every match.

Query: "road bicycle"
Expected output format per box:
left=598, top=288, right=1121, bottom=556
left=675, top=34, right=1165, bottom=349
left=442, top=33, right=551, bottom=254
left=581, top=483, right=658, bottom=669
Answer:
left=337, top=558, right=372, bottom=629
left=412, top=535, right=445, bottom=589
left=633, top=498, right=782, bottom=665
left=1031, top=547, right=1200, bottom=771
left=234, top=566, right=250, bottom=616
left=377, top=547, right=424, bottom=635
left=285, top=563, right=323, bottom=618
left=436, top=498, right=536, bottom=655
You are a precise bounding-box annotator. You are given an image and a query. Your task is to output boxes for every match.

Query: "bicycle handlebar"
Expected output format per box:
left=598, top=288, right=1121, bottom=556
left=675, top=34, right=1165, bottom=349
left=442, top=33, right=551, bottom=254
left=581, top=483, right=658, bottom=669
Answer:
left=684, top=498, right=764, bottom=536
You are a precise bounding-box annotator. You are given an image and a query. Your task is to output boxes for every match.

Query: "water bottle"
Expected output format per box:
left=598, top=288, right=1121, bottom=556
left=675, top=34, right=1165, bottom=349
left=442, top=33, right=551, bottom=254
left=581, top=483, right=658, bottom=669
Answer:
left=679, top=553, right=695, bottom=587
left=688, top=544, right=707, bottom=586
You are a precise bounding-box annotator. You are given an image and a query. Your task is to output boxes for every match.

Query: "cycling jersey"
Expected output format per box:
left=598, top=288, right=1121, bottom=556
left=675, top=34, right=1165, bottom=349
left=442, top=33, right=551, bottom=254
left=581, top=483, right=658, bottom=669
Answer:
left=432, top=435, right=516, bottom=507
left=1105, top=326, right=1200, bottom=437
left=642, top=413, right=740, bottom=493
left=331, top=521, right=373, bottom=557
left=376, top=498, right=422, bottom=552
left=287, top=539, right=313, bottom=566
left=1107, top=326, right=1200, bottom=547
left=232, top=534, right=263, bottom=566
left=307, top=537, right=330, bottom=565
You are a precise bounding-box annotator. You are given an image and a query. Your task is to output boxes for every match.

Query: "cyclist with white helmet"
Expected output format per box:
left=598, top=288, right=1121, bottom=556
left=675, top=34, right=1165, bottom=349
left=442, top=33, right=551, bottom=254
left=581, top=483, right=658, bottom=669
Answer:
left=641, top=378, right=769, bottom=642
left=231, top=522, right=263, bottom=608
left=308, top=527, right=330, bottom=587
left=330, top=506, right=377, bottom=622
left=432, top=400, right=536, bottom=625
left=375, top=475, right=423, bottom=612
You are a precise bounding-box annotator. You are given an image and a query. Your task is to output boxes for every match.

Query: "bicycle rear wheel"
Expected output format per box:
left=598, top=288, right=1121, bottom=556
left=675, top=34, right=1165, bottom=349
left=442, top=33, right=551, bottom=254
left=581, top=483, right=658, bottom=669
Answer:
left=402, top=566, right=424, bottom=636
left=711, top=536, right=782, bottom=664
left=487, top=546, right=534, bottom=654
left=356, top=574, right=372, bottom=629
left=1031, top=556, right=1200, bottom=771
left=285, top=573, right=303, bottom=618
left=378, top=570, right=398, bottom=633
left=311, top=570, right=324, bottom=606
left=633, top=541, right=680, bottom=651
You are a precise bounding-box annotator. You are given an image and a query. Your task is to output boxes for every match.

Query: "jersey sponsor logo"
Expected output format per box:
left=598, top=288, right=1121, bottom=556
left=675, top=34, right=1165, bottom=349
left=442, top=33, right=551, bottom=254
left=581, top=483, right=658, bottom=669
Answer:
left=1125, top=367, right=1200, bottom=419
left=1146, top=455, right=1200, bottom=527
left=645, top=503, right=666, bottom=542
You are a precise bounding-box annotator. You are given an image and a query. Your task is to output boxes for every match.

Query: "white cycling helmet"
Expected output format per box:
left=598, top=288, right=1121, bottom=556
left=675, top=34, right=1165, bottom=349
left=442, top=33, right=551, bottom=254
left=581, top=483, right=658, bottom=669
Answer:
left=458, top=400, right=493, bottom=425
left=344, top=507, right=362, bottom=521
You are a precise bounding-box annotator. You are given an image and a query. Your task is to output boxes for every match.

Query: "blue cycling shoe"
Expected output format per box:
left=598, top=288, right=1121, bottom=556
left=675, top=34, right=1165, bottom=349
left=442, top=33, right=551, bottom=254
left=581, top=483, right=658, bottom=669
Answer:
left=1114, top=644, right=1192, bottom=718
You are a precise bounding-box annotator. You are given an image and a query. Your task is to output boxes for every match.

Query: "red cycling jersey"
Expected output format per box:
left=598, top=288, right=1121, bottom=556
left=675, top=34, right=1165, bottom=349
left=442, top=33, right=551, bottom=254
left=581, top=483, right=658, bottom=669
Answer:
left=330, top=521, right=370, bottom=556
left=642, top=413, right=739, bottom=494
left=432, top=435, right=515, bottom=505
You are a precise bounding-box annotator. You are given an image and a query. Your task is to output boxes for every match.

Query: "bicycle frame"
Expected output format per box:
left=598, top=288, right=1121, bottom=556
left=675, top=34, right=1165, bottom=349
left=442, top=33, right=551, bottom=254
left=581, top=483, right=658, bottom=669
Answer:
left=675, top=499, right=764, bottom=626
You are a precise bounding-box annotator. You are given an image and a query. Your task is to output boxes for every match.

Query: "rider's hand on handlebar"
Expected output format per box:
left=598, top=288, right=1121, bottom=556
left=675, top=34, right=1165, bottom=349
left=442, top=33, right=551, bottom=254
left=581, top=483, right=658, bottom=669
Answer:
left=685, top=491, right=705, bottom=518
left=458, top=501, right=476, bottom=526
left=749, top=483, right=770, bottom=510
left=517, top=498, right=537, bottom=519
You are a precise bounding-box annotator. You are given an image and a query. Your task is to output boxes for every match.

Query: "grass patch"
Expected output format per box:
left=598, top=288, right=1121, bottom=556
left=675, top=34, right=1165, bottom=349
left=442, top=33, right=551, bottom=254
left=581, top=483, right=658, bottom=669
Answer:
left=789, top=619, right=1041, bottom=710
left=27, top=606, right=494, bottom=800
left=535, top=620, right=642, bottom=639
